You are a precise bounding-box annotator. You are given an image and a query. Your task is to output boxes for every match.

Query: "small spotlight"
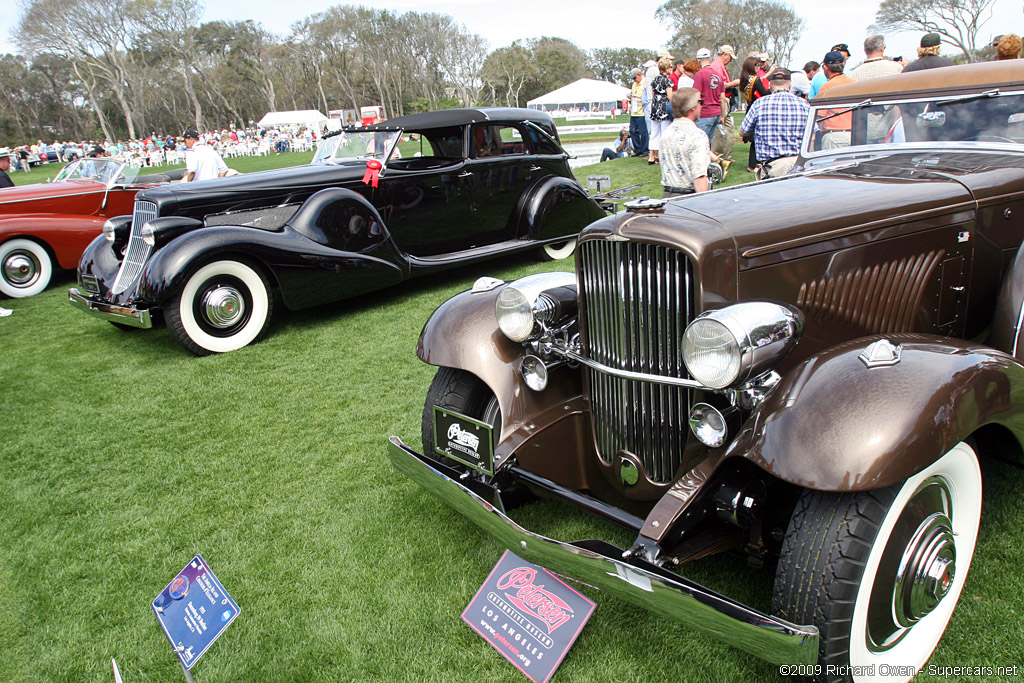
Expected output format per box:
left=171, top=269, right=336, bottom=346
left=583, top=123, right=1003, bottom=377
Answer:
left=521, top=355, right=548, bottom=391
left=689, top=403, right=727, bottom=447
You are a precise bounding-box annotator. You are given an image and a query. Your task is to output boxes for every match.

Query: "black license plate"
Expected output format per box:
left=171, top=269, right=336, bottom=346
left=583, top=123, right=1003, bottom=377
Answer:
left=433, top=406, right=494, bottom=476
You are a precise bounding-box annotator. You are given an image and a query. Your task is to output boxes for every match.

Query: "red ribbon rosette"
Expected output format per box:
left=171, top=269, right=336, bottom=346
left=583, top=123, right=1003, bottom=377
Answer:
left=362, top=159, right=382, bottom=188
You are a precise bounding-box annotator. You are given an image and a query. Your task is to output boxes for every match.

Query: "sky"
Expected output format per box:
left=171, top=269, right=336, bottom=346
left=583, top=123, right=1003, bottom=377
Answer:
left=1, top=0, right=1021, bottom=71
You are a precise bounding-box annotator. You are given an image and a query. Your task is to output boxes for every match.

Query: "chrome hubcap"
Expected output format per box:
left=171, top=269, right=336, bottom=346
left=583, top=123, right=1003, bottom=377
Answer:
left=3, top=253, right=38, bottom=286
left=893, top=512, right=956, bottom=626
left=202, top=286, right=246, bottom=328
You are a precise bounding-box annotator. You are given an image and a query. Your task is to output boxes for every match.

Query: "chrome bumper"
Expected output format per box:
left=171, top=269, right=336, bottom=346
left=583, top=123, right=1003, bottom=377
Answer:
left=68, top=288, right=153, bottom=329
left=387, top=436, right=819, bottom=667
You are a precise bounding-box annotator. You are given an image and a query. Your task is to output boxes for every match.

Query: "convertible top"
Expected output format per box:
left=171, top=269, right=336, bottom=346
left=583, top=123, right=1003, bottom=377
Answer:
left=361, top=107, right=555, bottom=131
left=816, top=59, right=1024, bottom=103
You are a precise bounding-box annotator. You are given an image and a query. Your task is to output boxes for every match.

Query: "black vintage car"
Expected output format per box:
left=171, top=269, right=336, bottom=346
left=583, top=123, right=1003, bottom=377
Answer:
left=69, top=108, right=605, bottom=354
left=390, top=61, right=1024, bottom=680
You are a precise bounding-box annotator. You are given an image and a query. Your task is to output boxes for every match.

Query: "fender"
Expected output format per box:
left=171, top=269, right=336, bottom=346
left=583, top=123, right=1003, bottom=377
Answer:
left=417, top=285, right=583, bottom=447
left=989, top=240, right=1024, bottom=359
left=137, top=225, right=404, bottom=310
left=0, top=215, right=104, bottom=269
left=729, top=334, right=1024, bottom=491
left=515, top=175, right=605, bottom=241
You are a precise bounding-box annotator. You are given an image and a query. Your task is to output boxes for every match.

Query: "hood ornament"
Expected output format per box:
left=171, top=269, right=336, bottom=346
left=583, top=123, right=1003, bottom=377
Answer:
left=859, top=339, right=902, bottom=368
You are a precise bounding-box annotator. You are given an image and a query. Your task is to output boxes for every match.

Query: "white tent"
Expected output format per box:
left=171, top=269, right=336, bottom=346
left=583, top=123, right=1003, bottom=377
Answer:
left=527, top=78, right=631, bottom=112
left=257, top=110, right=330, bottom=130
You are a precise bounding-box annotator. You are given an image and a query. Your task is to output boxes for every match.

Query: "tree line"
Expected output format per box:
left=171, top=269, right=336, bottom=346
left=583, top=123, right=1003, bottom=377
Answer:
left=2, top=0, right=806, bottom=143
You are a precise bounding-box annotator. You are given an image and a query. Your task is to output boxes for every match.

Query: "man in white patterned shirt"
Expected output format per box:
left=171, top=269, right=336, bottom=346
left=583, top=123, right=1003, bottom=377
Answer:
left=660, top=88, right=710, bottom=197
left=849, top=35, right=903, bottom=81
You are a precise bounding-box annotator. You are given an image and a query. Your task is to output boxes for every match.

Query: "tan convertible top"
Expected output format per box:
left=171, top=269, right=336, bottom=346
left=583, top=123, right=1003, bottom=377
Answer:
left=815, top=60, right=1024, bottom=102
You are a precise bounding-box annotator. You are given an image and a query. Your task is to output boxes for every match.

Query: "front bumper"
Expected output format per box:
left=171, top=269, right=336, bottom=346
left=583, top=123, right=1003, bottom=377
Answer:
left=387, top=436, right=819, bottom=667
left=68, top=288, right=153, bottom=329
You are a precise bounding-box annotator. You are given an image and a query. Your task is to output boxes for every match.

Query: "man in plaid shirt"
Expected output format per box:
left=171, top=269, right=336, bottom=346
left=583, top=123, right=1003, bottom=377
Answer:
left=740, top=69, right=811, bottom=179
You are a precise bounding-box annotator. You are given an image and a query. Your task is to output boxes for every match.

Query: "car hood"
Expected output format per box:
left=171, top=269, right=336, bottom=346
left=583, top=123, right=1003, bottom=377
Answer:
left=137, top=162, right=368, bottom=216
left=0, top=179, right=107, bottom=210
left=667, top=152, right=984, bottom=269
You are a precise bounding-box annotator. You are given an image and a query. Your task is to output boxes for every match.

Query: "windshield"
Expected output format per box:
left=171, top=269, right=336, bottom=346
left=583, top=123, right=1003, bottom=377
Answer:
left=807, top=91, right=1024, bottom=153
left=312, top=130, right=401, bottom=165
left=52, top=158, right=139, bottom=187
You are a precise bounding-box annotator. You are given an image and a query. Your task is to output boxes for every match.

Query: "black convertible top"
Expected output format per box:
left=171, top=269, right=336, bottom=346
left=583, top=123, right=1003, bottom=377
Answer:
left=362, top=107, right=555, bottom=131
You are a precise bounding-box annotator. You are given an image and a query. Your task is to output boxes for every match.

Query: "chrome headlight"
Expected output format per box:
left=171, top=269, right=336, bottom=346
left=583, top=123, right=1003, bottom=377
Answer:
left=682, top=302, right=803, bottom=389
left=495, top=272, right=577, bottom=342
left=102, top=219, right=117, bottom=242
left=141, top=222, right=156, bottom=247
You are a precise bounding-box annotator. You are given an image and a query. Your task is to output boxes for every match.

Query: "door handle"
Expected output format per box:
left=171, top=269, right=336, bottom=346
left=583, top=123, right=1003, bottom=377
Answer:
left=528, top=165, right=542, bottom=172
left=457, top=171, right=473, bottom=178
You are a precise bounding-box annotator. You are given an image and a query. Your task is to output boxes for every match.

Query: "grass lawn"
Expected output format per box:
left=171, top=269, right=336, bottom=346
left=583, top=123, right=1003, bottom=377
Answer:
left=2, top=146, right=1022, bottom=682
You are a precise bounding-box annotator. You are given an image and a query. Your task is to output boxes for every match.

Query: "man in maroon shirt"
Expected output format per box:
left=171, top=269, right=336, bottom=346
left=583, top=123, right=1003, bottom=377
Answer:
left=693, top=44, right=736, bottom=142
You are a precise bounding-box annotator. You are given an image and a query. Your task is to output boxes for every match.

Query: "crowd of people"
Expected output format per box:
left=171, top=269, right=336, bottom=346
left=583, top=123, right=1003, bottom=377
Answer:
left=1, top=125, right=321, bottom=177
left=605, top=32, right=1022, bottom=196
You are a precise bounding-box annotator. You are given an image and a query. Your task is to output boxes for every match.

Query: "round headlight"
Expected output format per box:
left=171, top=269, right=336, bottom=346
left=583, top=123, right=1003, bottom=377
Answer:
left=141, top=222, right=156, bottom=247
left=495, top=286, right=535, bottom=342
left=683, top=318, right=741, bottom=389
left=102, top=219, right=117, bottom=242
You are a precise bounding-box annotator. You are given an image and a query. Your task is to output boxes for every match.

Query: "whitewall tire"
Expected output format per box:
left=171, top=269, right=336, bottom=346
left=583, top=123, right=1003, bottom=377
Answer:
left=540, top=238, right=577, bottom=261
left=773, top=442, right=982, bottom=682
left=166, top=259, right=273, bottom=356
left=0, top=238, right=53, bottom=298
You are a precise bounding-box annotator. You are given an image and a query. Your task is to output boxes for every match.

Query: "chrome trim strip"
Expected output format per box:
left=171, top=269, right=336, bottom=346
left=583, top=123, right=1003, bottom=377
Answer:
left=68, top=288, right=152, bottom=328
left=553, top=343, right=703, bottom=388
left=387, top=436, right=820, bottom=666
left=1013, top=298, right=1024, bottom=358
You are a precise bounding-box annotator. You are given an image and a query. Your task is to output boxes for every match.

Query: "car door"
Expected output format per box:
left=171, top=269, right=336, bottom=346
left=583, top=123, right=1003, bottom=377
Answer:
left=377, top=125, right=478, bottom=257
left=463, top=123, right=549, bottom=241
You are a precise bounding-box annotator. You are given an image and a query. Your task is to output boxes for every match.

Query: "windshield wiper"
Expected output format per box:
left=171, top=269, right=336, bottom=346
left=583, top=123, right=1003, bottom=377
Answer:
left=816, top=98, right=874, bottom=123
left=936, top=88, right=1000, bottom=106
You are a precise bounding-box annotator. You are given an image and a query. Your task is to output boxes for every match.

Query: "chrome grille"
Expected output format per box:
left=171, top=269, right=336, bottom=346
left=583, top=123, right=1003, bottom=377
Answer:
left=111, top=200, right=157, bottom=294
left=578, top=239, right=694, bottom=484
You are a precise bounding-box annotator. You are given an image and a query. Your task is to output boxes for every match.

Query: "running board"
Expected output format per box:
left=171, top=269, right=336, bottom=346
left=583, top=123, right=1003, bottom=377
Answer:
left=407, top=239, right=535, bottom=268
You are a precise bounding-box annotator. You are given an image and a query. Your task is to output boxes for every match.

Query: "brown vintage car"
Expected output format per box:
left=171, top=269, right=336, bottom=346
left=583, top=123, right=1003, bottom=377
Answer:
left=389, top=61, right=1024, bottom=680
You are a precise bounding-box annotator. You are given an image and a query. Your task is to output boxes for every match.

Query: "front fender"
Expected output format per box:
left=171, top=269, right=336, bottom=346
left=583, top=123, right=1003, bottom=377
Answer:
left=515, top=176, right=605, bottom=241
left=0, top=215, right=104, bottom=269
left=138, top=225, right=403, bottom=310
left=730, top=334, right=1024, bottom=491
left=417, top=285, right=583, bottom=448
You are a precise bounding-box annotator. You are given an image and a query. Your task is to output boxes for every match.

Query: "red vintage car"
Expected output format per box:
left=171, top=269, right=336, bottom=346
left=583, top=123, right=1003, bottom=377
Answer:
left=0, top=158, right=174, bottom=297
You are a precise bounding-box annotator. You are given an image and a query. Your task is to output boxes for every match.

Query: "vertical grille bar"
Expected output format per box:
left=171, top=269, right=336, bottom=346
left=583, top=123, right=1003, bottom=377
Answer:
left=578, top=240, right=694, bottom=484
left=111, top=200, right=157, bottom=294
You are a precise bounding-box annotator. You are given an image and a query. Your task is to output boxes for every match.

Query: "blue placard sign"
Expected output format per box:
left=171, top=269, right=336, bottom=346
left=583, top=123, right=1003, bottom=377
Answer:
left=152, top=554, right=240, bottom=671
left=462, top=550, right=596, bottom=683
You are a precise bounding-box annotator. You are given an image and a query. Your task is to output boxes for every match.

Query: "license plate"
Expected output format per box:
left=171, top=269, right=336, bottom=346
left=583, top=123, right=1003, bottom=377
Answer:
left=433, top=406, right=494, bottom=476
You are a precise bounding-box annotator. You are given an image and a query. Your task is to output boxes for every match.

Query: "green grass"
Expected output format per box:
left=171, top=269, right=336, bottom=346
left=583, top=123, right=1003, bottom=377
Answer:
left=2, top=149, right=1022, bottom=682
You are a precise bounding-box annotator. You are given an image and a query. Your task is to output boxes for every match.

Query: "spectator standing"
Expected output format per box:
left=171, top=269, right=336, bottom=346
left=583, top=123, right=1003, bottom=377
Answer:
left=849, top=35, right=903, bottom=80
left=0, top=149, right=14, bottom=189
left=648, top=57, right=675, bottom=164
left=902, top=33, right=956, bottom=72
left=628, top=68, right=649, bottom=157
left=16, top=146, right=29, bottom=173
left=643, top=58, right=660, bottom=139
left=660, top=88, right=711, bottom=197
left=600, top=130, right=633, bottom=161
left=997, top=34, right=1022, bottom=60
left=182, top=129, right=228, bottom=182
left=693, top=45, right=736, bottom=142
left=814, top=51, right=856, bottom=148
left=711, top=91, right=735, bottom=177
left=809, top=44, right=851, bottom=98
left=740, top=70, right=810, bottom=179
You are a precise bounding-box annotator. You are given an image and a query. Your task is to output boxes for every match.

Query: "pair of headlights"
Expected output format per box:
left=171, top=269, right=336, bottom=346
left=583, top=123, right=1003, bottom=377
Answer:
left=495, top=275, right=803, bottom=391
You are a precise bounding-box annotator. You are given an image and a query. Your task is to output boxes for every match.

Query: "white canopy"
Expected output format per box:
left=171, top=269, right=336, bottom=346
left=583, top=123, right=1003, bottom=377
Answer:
left=527, top=78, right=631, bottom=111
left=257, top=110, right=329, bottom=130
